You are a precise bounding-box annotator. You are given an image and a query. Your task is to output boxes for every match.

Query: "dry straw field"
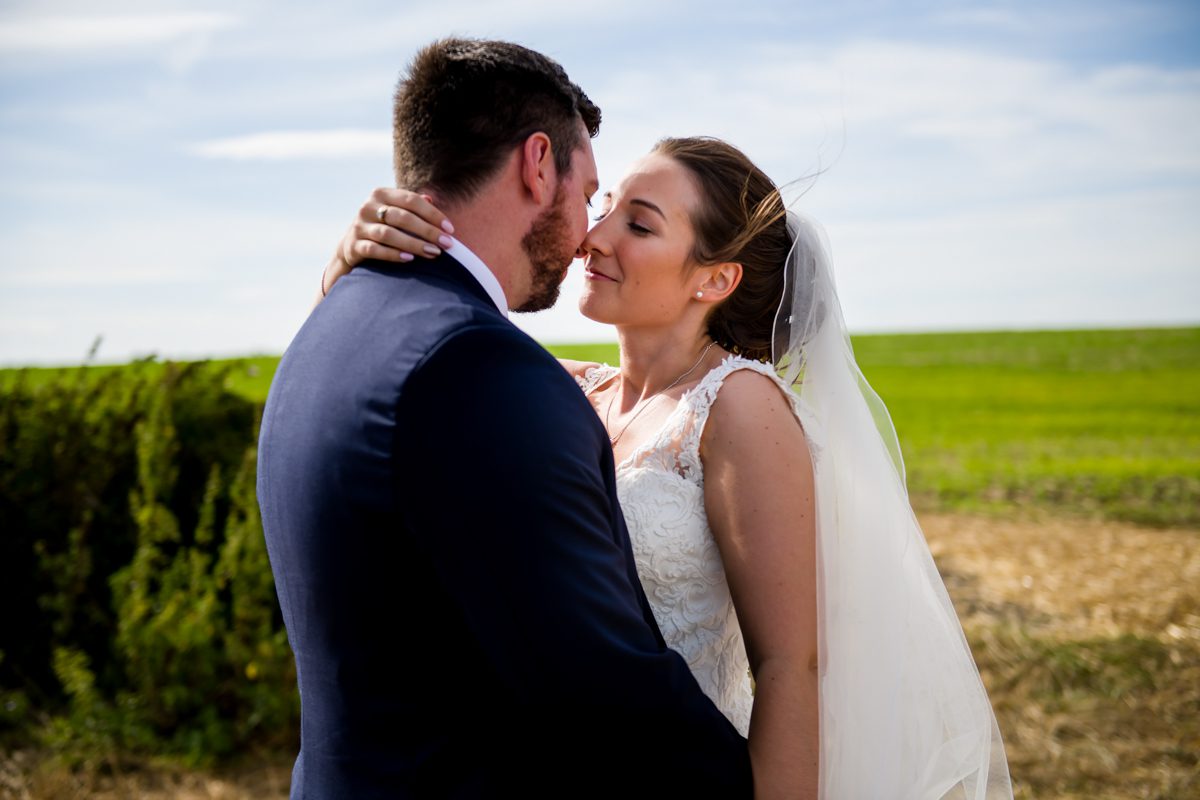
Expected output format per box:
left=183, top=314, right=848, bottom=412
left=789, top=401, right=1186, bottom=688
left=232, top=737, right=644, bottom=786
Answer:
left=928, top=512, right=1199, bottom=799
left=5, top=512, right=1195, bottom=799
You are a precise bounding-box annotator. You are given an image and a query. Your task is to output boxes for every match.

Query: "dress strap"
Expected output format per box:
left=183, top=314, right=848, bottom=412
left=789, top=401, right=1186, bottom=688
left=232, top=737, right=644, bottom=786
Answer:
left=574, top=363, right=619, bottom=396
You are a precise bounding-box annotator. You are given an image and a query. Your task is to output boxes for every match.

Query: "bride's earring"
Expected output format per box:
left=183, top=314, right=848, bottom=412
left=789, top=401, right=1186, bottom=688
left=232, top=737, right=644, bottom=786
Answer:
left=695, top=291, right=703, bottom=299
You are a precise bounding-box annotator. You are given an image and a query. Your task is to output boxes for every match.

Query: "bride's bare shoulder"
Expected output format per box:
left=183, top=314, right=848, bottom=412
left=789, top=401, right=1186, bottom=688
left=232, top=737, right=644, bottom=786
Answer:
left=701, top=367, right=810, bottom=460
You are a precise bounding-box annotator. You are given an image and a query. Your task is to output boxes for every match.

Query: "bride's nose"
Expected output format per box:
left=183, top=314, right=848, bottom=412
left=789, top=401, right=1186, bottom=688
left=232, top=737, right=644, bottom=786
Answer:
left=579, top=219, right=611, bottom=259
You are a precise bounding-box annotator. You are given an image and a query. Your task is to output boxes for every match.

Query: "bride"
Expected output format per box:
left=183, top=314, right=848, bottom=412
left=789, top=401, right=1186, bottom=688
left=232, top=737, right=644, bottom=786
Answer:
left=319, top=136, right=1014, bottom=799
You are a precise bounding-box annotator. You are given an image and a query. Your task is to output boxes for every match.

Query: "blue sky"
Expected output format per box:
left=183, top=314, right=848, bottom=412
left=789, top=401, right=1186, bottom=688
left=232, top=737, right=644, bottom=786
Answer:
left=1, top=0, right=1197, bottom=365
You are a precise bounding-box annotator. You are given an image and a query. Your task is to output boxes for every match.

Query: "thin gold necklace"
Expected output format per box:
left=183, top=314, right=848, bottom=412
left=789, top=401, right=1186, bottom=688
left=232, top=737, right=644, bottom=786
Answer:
left=605, top=341, right=718, bottom=447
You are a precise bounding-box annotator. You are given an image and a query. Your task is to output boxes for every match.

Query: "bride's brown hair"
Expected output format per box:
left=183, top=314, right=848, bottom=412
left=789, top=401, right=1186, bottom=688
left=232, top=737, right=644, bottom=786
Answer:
left=653, top=137, right=791, bottom=362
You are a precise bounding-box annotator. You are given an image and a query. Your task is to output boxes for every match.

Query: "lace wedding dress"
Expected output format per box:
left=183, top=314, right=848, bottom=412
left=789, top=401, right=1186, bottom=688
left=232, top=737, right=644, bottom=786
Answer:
left=576, top=353, right=805, bottom=736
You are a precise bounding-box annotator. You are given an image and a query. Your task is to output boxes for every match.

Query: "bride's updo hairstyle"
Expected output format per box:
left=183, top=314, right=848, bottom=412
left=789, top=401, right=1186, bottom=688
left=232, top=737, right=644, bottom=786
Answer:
left=653, top=137, right=792, bottom=362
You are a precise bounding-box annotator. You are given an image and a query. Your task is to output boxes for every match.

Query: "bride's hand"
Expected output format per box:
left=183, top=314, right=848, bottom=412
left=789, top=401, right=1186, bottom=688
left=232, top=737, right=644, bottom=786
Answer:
left=319, top=188, right=455, bottom=300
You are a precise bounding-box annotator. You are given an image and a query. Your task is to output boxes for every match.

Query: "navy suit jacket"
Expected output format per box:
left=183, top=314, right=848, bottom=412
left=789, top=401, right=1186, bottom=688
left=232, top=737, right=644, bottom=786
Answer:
left=258, top=255, right=753, bottom=798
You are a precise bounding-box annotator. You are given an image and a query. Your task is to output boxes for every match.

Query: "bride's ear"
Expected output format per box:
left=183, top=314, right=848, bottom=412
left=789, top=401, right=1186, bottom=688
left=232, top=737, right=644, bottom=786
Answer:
left=696, top=262, right=743, bottom=303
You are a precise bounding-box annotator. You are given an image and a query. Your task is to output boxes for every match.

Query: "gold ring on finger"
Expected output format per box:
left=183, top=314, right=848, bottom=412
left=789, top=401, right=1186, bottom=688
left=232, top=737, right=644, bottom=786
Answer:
left=376, top=205, right=390, bottom=223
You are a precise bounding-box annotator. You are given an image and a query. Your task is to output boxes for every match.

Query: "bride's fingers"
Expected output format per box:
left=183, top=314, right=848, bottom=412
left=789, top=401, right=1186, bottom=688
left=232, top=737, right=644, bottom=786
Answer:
left=352, top=214, right=442, bottom=257
left=372, top=186, right=452, bottom=228
left=368, top=186, right=454, bottom=236
left=342, top=187, right=454, bottom=267
left=366, top=206, right=452, bottom=256
left=348, top=238, right=416, bottom=264
left=367, top=221, right=447, bottom=259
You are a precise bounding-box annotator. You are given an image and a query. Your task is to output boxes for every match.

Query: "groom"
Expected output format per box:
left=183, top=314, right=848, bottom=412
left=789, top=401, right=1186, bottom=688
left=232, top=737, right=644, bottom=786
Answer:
left=258, top=38, right=753, bottom=797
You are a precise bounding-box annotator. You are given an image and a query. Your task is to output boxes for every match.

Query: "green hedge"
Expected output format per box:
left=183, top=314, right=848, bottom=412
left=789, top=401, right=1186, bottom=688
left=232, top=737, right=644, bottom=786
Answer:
left=0, top=361, right=296, bottom=764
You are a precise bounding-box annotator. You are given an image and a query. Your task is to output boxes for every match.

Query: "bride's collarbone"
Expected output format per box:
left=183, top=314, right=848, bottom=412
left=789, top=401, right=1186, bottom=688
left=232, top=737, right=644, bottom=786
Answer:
left=592, top=380, right=701, bottom=466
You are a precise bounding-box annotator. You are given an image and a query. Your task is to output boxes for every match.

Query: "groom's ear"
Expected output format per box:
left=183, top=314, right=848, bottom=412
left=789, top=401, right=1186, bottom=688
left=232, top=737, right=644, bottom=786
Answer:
left=519, top=132, right=555, bottom=206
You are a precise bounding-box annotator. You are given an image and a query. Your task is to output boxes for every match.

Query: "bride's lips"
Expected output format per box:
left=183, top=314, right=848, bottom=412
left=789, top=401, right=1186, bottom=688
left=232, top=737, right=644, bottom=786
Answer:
left=584, top=267, right=618, bottom=282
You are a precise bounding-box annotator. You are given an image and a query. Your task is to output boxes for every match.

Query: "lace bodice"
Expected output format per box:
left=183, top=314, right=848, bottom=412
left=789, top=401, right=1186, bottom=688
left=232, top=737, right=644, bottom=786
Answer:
left=576, top=355, right=809, bottom=736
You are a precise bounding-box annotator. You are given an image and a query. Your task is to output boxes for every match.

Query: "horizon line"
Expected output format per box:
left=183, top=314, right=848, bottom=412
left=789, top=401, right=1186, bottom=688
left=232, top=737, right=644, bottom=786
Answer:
left=2, top=322, right=1197, bottom=371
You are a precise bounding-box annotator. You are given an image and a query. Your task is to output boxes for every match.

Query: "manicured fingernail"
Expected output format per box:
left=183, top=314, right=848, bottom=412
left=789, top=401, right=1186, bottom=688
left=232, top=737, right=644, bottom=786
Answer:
left=438, top=234, right=454, bottom=248
left=441, top=220, right=455, bottom=234
left=399, top=252, right=414, bottom=262
left=423, top=244, right=441, bottom=256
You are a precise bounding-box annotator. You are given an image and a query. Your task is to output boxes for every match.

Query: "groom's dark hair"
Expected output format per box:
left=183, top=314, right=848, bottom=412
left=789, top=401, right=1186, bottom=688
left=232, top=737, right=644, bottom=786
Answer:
left=393, top=38, right=601, bottom=204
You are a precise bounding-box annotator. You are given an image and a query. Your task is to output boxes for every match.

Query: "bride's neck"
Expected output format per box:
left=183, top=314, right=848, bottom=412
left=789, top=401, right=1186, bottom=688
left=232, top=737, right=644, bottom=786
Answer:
left=615, top=322, right=716, bottom=403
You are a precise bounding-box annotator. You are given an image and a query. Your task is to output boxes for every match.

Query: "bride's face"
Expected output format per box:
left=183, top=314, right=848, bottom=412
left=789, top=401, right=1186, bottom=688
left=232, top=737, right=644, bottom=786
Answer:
left=578, top=153, right=704, bottom=327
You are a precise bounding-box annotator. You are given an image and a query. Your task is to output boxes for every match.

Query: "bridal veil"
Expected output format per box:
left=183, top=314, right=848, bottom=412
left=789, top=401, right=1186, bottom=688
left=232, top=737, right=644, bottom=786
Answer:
left=771, top=212, right=1014, bottom=799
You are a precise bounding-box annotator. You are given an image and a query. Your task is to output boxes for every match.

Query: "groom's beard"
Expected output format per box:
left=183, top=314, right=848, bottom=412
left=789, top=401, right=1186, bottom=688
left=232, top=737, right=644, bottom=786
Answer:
left=515, top=184, right=575, bottom=314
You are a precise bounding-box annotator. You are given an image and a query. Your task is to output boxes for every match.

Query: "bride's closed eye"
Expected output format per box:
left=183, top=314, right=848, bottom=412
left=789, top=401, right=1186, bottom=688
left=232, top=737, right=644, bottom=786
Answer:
left=591, top=211, right=653, bottom=236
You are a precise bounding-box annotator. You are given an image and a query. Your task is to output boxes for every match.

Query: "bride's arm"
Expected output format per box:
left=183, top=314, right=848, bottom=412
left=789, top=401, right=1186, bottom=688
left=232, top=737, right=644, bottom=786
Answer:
left=314, top=188, right=454, bottom=307
left=318, top=190, right=599, bottom=381
left=701, top=370, right=820, bottom=800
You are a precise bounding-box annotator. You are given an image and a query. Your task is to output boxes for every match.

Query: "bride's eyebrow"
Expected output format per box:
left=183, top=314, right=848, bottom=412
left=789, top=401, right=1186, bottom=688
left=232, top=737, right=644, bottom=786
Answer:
left=601, top=193, right=667, bottom=223
left=628, top=198, right=667, bottom=221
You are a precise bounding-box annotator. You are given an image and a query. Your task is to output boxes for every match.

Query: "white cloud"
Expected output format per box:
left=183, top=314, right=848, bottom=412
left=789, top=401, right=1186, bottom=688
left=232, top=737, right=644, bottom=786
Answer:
left=931, top=7, right=1031, bottom=31
left=590, top=40, right=1200, bottom=207
left=189, top=129, right=391, bottom=160
left=0, top=13, right=237, bottom=53
left=11, top=265, right=198, bottom=289
left=927, top=1, right=1171, bottom=40
left=828, top=185, right=1200, bottom=331
left=2, top=5, right=1198, bottom=364
left=178, top=0, right=644, bottom=67
left=0, top=206, right=334, bottom=364
left=543, top=39, right=1200, bottom=338
left=827, top=42, right=1200, bottom=180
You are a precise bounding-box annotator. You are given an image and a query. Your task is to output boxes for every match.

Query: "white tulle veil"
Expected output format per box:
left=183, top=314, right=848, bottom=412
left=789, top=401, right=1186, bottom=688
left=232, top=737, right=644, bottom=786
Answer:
left=771, top=212, right=1014, bottom=799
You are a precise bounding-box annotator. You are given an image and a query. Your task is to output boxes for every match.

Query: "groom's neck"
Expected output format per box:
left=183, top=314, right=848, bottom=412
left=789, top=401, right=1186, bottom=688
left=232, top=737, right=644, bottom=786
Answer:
left=430, top=181, right=532, bottom=311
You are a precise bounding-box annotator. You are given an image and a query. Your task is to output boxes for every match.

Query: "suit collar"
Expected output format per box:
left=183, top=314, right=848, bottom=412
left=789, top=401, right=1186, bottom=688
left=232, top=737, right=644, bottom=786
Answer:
left=357, top=254, right=502, bottom=316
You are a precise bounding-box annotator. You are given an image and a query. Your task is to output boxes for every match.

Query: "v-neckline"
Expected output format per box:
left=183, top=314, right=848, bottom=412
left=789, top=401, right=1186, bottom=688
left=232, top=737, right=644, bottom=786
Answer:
left=594, top=356, right=741, bottom=474
left=612, top=395, right=690, bottom=474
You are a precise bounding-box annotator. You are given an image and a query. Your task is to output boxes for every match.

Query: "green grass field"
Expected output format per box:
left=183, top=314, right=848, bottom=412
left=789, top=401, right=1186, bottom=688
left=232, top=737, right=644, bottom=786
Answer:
left=5, top=327, right=1197, bottom=527
left=854, top=328, right=1200, bottom=527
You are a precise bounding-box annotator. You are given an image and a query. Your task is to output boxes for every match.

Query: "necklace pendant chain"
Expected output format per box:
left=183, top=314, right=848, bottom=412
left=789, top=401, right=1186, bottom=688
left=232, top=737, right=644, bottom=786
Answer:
left=606, top=341, right=718, bottom=447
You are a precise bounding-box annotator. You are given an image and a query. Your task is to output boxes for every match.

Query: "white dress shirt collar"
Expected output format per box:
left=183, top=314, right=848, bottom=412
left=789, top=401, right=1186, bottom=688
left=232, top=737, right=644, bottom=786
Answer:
left=444, top=238, right=508, bottom=318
